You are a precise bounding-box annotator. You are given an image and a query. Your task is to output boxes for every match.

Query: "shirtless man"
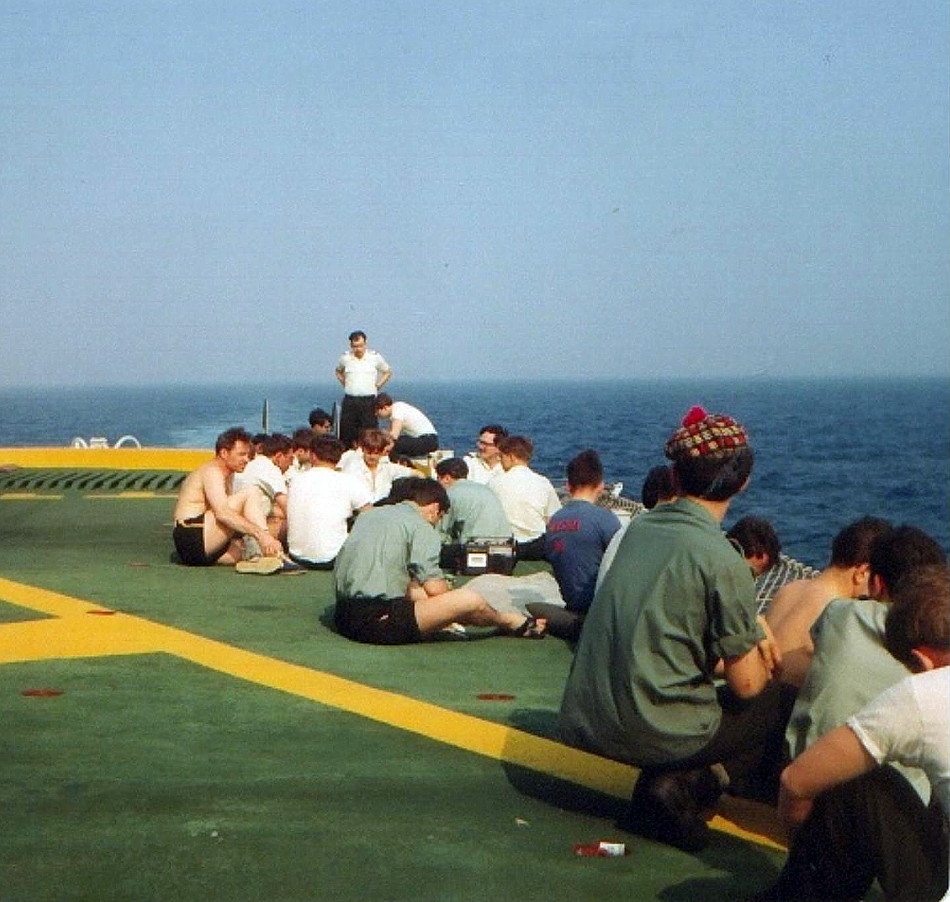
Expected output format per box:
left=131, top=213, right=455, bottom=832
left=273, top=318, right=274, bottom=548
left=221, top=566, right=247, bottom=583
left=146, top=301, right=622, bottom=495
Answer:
left=765, top=516, right=892, bottom=686
left=172, top=427, right=283, bottom=567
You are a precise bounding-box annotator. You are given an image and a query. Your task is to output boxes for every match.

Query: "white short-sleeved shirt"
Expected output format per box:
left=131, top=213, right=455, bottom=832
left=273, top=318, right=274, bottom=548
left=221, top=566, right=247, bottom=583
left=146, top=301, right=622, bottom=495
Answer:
left=337, top=349, right=390, bottom=396
left=463, top=454, right=503, bottom=485
left=233, top=455, right=287, bottom=498
left=389, top=401, right=436, bottom=437
left=287, top=467, right=373, bottom=563
left=489, top=464, right=561, bottom=541
left=847, top=668, right=950, bottom=817
left=339, top=453, right=417, bottom=502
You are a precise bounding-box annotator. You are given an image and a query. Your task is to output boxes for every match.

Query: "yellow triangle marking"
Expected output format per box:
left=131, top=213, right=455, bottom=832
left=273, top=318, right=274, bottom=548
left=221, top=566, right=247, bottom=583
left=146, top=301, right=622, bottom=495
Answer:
left=0, top=575, right=785, bottom=851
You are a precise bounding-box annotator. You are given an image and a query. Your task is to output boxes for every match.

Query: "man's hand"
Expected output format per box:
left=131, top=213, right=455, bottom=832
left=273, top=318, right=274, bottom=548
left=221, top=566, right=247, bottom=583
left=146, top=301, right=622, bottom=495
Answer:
left=777, top=782, right=813, bottom=836
left=756, top=615, right=783, bottom=680
left=258, top=532, right=282, bottom=557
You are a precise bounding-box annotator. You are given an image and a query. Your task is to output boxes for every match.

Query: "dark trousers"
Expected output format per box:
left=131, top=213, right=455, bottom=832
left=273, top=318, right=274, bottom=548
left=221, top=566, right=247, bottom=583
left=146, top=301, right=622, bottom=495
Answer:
left=515, top=535, right=546, bottom=561
left=391, top=433, right=438, bottom=458
left=762, top=766, right=948, bottom=902
left=339, top=395, right=377, bottom=448
left=642, top=681, right=790, bottom=797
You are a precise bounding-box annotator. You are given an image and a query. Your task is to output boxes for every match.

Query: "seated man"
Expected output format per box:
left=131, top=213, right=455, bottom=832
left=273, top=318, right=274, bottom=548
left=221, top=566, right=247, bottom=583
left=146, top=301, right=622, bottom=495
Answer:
left=559, top=406, right=782, bottom=853
left=785, top=525, right=947, bottom=774
left=434, top=457, right=512, bottom=571
left=594, top=464, right=672, bottom=594
left=338, top=428, right=417, bottom=502
left=751, top=564, right=949, bottom=902
left=489, top=435, right=561, bottom=561
left=726, top=516, right=820, bottom=616
left=640, top=464, right=676, bottom=510
left=538, top=449, right=621, bottom=640
left=373, top=392, right=438, bottom=459
left=233, top=432, right=294, bottom=543
left=767, top=516, right=893, bottom=687
left=286, top=436, right=373, bottom=569
left=172, top=427, right=283, bottom=567
left=308, top=408, right=333, bottom=436
left=284, top=427, right=315, bottom=485
left=463, top=424, right=508, bottom=485
left=333, top=478, right=546, bottom=645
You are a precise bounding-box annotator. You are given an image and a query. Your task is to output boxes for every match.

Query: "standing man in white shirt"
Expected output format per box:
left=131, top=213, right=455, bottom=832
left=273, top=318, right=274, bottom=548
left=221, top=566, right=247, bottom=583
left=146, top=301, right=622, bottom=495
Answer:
left=335, top=330, right=392, bottom=448
left=489, top=434, right=561, bottom=560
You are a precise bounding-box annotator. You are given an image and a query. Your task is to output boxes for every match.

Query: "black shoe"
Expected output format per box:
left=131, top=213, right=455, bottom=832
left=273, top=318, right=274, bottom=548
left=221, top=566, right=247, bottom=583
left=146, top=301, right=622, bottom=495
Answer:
left=618, top=772, right=711, bottom=853
left=681, top=765, right=723, bottom=809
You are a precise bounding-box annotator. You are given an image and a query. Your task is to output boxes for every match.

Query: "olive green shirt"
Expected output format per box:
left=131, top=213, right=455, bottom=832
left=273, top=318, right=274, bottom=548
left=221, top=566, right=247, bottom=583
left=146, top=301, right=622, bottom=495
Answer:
left=334, top=501, right=443, bottom=601
left=559, top=497, right=763, bottom=766
left=440, top=480, right=512, bottom=544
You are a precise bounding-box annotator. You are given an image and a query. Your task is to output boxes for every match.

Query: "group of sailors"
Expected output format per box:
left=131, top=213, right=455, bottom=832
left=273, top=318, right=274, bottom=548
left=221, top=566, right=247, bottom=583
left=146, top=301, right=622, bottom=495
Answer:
left=170, top=330, right=949, bottom=902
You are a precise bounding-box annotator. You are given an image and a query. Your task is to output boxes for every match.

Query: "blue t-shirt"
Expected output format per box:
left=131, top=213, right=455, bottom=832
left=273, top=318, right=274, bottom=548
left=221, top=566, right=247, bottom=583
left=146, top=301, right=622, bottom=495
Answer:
left=544, top=499, right=621, bottom=612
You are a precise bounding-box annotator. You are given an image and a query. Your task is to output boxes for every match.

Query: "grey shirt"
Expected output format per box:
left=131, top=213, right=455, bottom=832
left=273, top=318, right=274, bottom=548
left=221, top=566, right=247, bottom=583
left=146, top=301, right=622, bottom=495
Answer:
left=334, top=501, right=443, bottom=600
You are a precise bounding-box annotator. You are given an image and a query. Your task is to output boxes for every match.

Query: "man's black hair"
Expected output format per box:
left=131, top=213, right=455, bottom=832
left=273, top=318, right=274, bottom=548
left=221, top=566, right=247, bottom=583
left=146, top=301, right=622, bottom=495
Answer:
left=829, top=516, right=893, bottom=568
left=308, top=408, right=332, bottom=428
left=215, top=427, right=252, bottom=454
left=566, top=449, right=604, bottom=489
left=868, top=525, right=947, bottom=593
left=727, top=516, right=781, bottom=569
left=641, top=465, right=676, bottom=509
left=435, top=457, right=469, bottom=481
left=348, top=330, right=367, bottom=342
left=671, top=447, right=754, bottom=502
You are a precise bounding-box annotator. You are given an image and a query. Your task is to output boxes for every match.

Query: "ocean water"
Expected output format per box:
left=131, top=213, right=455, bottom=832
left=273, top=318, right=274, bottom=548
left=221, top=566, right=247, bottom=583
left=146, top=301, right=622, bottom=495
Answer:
left=1, top=376, right=947, bottom=567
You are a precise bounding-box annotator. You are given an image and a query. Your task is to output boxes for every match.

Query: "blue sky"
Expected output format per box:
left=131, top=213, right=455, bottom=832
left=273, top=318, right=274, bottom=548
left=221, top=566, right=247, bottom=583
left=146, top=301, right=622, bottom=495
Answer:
left=1, top=1, right=947, bottom=386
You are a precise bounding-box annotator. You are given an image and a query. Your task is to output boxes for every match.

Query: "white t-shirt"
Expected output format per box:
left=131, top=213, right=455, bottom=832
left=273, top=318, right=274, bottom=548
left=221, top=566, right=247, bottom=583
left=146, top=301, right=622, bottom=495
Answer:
left=337, top=349, right=390, bottom=396
left=287, top=467, right=373, bottom=563
left=339, top=453, right=417, bottom=502
left=389, top=401, right=436, bottom=437
left=463, top=454, right=503, bottom=485
left=847, top=667, right=950, bottom=817
left=489, top=464, right=561, bottom=541
left=233, top=455, right=287, bottom=498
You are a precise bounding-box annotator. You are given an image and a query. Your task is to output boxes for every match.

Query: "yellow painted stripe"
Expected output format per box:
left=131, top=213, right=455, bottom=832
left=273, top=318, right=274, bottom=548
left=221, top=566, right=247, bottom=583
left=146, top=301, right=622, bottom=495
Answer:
left=1, top=493, right=64, bottom=500
left=0, top=447, right=210, bottom=471
left=87, top=492, right=177, bottom=499
left=0, top=576, right=785, bottom=851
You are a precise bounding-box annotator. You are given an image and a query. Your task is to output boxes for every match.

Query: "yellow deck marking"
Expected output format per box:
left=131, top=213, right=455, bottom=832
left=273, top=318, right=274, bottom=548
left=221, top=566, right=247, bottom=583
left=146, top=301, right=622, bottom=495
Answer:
left=0, top=575, right=785, bottom=851
left=87, top=492, right=177, bottom=499
left=1, top=494, right=64, bottom=500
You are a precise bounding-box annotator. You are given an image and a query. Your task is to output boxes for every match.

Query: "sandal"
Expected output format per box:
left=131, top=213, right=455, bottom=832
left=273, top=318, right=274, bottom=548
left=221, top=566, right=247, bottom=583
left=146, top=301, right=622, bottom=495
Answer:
left=502, top=616, right=547, bottom=639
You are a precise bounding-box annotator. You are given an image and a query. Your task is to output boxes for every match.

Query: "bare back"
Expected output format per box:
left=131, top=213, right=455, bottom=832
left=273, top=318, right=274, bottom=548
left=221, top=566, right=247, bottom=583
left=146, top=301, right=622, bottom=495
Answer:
left=766, top=574, right=842, bottom=686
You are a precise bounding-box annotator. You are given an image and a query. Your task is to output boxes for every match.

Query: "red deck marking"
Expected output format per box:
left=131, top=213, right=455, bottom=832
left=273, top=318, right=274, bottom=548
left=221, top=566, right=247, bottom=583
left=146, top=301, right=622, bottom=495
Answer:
left=476, top=693, right=516, bottom=700
left=21, top=688, right=64, bottom=697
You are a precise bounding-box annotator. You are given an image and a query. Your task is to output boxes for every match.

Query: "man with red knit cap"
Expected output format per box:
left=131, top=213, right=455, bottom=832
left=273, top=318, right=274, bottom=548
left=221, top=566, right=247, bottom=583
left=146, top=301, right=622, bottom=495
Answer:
left=559, top=407, right=783, bottom=852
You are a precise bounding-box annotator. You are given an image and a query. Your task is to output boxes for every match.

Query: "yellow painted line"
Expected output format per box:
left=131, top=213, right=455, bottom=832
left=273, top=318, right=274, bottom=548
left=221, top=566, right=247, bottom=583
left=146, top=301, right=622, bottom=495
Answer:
left=87, top=492, right=177, bottom=499
left=0, top=576, right=785, bottom=851
left=0, top=447, right=210, bottom=471
left=1, top=493, right=64, bottom=500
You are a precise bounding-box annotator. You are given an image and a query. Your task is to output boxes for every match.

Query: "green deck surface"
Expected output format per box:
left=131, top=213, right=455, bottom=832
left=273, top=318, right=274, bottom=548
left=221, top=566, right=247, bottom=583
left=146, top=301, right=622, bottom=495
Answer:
left=0, top=476, right=788, bottom=901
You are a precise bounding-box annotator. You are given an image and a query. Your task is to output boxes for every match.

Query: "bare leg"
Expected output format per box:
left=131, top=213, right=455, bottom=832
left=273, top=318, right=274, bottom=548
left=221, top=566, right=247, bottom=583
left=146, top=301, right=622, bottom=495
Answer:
left=203, top=487, right=273, bottom=565
left=412, top=588, right=541, bottom=635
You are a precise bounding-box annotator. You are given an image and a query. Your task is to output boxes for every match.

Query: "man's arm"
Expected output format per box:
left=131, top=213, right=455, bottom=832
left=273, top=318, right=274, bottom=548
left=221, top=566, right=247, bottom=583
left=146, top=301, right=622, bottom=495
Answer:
left=722, top=615, right=781, bottom=698
left=376, top=368, right=392, bottom=390
left=202, top=468, right=281, bottom=555
left=778, top=725, right=877, bottom=832
left=335, top=365, right=346, bottom=388
left=388, top=417, right=404, bottom=439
